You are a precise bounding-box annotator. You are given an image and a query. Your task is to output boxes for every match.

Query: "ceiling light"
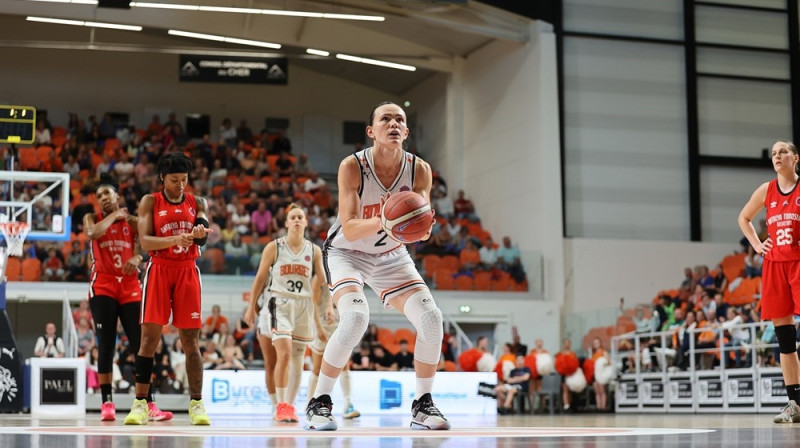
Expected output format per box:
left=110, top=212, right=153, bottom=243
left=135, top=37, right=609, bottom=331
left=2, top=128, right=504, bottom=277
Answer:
left=306, top=49, right=330, bottom=57
left=26, top=16, right=142, bottom=31
left=126, top=2, right=384, bottom=21
left=27, top=0, right=98, bottom=4
left=336, top=53, right=416, bottom=72
left=168, top=29, right=281, bottom=49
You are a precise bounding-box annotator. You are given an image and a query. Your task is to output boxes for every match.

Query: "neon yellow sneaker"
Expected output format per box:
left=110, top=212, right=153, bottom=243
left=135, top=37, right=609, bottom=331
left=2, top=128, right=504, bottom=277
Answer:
left=189, top=399, right=211, bottom=425
left=123, top=399, right=149, bottom=425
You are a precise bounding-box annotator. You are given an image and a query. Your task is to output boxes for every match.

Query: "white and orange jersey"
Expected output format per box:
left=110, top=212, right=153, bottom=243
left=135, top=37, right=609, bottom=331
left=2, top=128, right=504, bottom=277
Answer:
left=325, top=147, right=417, bottom=254
left=267, top=237, right=315, bottom=300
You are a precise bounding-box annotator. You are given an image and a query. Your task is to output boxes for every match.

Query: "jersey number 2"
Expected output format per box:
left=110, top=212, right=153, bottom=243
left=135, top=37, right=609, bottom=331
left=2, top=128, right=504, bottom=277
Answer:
left=777, top=228, right=793, bottom=246
left=375, top=229, right=388, bottom=247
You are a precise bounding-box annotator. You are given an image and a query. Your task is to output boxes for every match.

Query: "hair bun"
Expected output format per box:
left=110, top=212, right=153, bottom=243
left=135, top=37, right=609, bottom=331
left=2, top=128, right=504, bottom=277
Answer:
left=97, top=173, right=119, bottom=191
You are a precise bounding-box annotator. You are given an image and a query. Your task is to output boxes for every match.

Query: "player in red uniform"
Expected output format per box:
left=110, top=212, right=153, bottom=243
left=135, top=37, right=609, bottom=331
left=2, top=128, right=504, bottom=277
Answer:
left=123, top=153, right=212, bottom=426
left=84, top=173, right=172, bottom=422
left=739, top=140, right=800, bottom=423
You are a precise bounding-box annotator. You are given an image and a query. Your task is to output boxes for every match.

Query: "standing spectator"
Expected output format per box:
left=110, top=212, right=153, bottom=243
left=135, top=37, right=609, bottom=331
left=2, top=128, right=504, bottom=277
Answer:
left=34, top=322, right=65, bottom=358
left=72, top=299, right=94, bottom=327
left=76, top=317, right=95, bottom=357
left=509, top=328, right=528, bottom=356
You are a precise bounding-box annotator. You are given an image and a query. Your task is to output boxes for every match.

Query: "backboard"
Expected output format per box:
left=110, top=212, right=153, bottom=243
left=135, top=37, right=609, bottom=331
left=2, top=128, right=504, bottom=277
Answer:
left=0, top=170, right=71, bottom=243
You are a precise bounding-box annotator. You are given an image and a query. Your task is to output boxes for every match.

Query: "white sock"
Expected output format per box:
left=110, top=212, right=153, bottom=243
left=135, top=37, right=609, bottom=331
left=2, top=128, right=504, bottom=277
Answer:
left=416, top=376, right=434, bottom=398
left=308, top=374, right=319, bottom=400
left=340, top=369, right=352, bottom=407
left=313, top=372, right=338, bottom=399
left=277, top=387, right=287, bottom=403
left=269, top=393, right=278, bottom=406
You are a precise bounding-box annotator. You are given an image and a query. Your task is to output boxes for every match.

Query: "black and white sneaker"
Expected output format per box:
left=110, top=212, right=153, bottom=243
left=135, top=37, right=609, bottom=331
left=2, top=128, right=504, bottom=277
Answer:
left=410, top=393, right=451, bottom=430
left=304, top=395, right=338, bottom=431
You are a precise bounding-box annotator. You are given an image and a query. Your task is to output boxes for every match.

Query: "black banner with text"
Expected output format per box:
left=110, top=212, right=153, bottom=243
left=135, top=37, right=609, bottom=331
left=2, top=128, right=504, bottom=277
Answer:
left=179, top=55, right=288, bottom=85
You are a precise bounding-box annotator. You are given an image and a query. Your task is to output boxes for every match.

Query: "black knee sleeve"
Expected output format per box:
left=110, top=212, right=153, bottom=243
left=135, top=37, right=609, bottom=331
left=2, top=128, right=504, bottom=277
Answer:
left=775, top=325, right=797, bottom=354
left=89, top=296, right=119, bottom=374
left=135, top=355, right=155, bottom=385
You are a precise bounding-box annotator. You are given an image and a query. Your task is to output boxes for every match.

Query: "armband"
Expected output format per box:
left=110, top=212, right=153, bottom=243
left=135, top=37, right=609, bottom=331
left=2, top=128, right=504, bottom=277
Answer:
left=193, top=217, right=209, bottom=246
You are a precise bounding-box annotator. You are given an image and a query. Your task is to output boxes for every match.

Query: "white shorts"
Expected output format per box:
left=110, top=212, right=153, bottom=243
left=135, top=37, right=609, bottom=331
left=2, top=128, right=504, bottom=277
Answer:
left=324, top=247, right=428, bottom=310
left=258, top=294, right=314, bottom=343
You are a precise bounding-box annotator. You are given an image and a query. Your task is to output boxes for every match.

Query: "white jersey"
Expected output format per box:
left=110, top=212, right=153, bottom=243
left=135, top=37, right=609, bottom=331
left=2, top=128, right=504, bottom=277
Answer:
left=326, top=147, right=418, bottom=254
left=267, top=237, right=315, bottom=300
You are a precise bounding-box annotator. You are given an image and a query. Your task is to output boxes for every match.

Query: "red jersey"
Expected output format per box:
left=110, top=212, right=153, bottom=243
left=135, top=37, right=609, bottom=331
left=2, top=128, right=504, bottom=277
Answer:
left=150, top=191, right=200, bottom=261
left=764, top=179, right=800, bottom=262
left=90, top=211, right=137, bottom=276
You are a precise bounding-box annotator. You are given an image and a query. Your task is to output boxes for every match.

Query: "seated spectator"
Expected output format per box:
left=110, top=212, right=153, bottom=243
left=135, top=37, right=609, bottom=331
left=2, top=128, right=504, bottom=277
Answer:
left=679, top=266, right=695, bottom=294
left=712, top=263, right=729, bottom=293
left=43, top=248, right=66, bottom=281
left=371, top=345, right=397, bottom=371
left=64, top=154, right=81, bottom=181
left=276, top=152, right=294, bottom=177
left=695, top=265, right=714, bottom=288
left=494, top=354, right=531, bottom=415
left=216, top=339, right=246, bottom=370
left=209, top=159, right=228, bottom=186
left=35, top=120, right=51, bottom=146
left=96, top=154, right=114, bottom=176
left=201, top=340, right=222, bottom=369
left=114, top=152, right=135, bottom=182
left=295, top=153, right=312, bottom=175
left=33, top=322, right=64, bottom=358
left=350, top=343, right=374, bottom=371
left=76, top=317, right=95, bottom=357
left=304, top=172, right=326, bottom=193
left=453, top=190, right=476, bottom=221
left=224, top=234, right=250, bottom=275
left=721, top=307, right=751, bottom=368
left=496, top=236, right=526, bottom=283
left=394, top=340, right=415, bottom=371
left=219, top=118, right=237, bottom=147
left=221, top=218, right=237, bottom=243
left=66, top=241, right=88, bottom=281
left=251, top=201, right=273, bottom=236
left=313, top=184, right=332, bottom=211
left=72, top=299, right=93, bottom=328
left=231, top=203, right=251, bottom=235
left=247, top=231, right=267, bottom=271
left=233, top=172, right=251, bottom=197
left=479, top=237, right=498, bottom=270
left=203, top=305, right=229, bottom=340
left=270, top=130, right=292, bottom=155
left=236, top=120, right=253, bottom=145
left=459, top=239, right=481, bottom=274
left=431, top=177, right=453, bottom=218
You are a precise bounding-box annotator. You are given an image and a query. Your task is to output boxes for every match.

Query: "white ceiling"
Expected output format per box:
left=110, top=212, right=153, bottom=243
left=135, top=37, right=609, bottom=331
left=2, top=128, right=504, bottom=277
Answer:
left=0, top=0, right=531, bottom=94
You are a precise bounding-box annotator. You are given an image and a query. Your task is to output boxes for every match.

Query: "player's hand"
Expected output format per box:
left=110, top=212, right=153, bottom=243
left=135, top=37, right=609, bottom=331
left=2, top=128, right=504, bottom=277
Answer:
left=122, top=255, right=142, bottom=275
left=115, top=208, right=129, bottom=221
left=175, top=233, right=194, bottom=248
left=420, top=208, right=435, bottom=242
left=317, top=324, right=329, bottom=343
left=191, top=224, right=212, bottom=239
left=244, top=305, right=258, bottom=328
left=757, top=237, right=773, bottom=255
left=324, top=306, right=336, bottom=325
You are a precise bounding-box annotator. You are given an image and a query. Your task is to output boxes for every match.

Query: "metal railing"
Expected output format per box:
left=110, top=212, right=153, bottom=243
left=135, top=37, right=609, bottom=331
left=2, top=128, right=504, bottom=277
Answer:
left=61, top=291, right=78, bottom=358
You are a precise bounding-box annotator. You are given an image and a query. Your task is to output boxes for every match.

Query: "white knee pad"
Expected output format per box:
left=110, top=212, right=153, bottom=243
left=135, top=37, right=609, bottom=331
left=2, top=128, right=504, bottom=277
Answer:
left=322, top=292, right=370, bottom=369
left=404, top=290, right=443, bottom=365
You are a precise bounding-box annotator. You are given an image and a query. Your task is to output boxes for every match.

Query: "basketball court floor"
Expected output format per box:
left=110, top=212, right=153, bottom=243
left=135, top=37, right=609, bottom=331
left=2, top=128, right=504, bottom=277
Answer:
left=0, top=412, right=791, bottom=448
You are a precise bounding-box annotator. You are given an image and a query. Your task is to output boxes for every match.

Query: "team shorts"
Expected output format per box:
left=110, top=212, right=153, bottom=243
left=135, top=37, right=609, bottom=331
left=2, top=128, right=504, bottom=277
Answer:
left=324, top=247, right=428, bottom=309
left=89, top=272, right=142, bottom=306
left=760, top=258, right=800, bottom=320
left=141, top=258, right=202, bottom=329
left=258, top=294, right=314, bottom=343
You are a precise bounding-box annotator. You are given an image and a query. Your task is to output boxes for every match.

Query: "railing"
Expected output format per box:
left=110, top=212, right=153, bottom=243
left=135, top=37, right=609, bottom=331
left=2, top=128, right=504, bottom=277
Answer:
left=610, top=321, right=786, bottom=413
left=61, top=291, right=78, bottom=358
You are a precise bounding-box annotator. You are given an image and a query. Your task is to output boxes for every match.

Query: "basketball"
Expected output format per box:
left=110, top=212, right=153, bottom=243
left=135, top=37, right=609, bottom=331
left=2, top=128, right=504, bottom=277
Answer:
left=380, top=191, right=434, bottom=243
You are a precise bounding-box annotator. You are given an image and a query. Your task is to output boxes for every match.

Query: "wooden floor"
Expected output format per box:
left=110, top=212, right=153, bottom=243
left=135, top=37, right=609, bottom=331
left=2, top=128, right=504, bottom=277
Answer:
left=0, top=412, right=794, bottom=448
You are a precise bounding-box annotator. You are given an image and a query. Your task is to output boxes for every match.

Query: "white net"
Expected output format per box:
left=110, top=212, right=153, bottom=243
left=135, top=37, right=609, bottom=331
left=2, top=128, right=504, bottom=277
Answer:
left=0, top=222, right=30, bottom=257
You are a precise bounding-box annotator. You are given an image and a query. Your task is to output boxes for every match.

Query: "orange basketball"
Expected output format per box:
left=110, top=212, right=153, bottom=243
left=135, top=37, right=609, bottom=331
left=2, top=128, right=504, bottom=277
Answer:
left=381, top=191, right=434, bottom=243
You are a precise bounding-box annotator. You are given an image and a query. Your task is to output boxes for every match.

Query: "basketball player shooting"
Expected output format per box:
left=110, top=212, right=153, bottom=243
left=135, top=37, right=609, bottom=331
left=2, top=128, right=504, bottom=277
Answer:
left=305, top=101, right=450, bottom=431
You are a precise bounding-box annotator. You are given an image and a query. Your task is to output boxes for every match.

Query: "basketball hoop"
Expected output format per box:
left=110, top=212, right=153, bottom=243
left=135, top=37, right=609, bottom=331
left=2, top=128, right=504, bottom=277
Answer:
left=0, top=222, right=30, bottom=257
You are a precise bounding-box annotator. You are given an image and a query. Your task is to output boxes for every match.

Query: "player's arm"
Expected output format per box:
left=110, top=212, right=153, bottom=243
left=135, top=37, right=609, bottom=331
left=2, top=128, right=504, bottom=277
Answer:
left=738, top=182, right=771, bottom=255
left=137, top=194, right=192, bottom=251
left=338, top=157, right=381, bottom=241
left=310, top=245, right=328, bottom=342
left=84, top=209, right=127, bottom=240
left=244, top=241, right=277, bottom=327
left=412, top=159, right=435, bottom=241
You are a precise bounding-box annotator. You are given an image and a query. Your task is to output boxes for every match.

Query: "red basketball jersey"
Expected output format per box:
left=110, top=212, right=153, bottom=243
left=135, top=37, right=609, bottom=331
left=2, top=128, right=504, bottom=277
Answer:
left=150, top=191, right=200, bottom=261
left=764, top=179, right=800, bottom=262
left=90, top=211, right=137, bottom=276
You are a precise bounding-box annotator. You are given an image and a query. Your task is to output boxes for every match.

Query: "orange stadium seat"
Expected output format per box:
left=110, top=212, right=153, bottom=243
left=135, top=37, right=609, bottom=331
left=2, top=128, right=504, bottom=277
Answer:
left=474, top=271, right=491, bottom=291
left=444, top=360, right=457, bottom=372
left=492, top=275, right=512, bottom=291
left=455, top=275, right=474, bottom=290
left=18, top=147, right=38, bottom=170
left=512, top=279, right=528, bottom=292
left=422, top=255, right=441, bottom=275
left=5, top=257, right=21, bottom=281
left=36, top=146, right=52, bottom=163
left=394, top=328, right=416, bottom=347
left=204, top=248, right=225, bottom=274
left=434, top=268, right=455, bottom=290
left=377, top=327, right=394, bottom=347
left=21, top=258, right=42, bottom=281
left=439, top=255, right=460, bottom=271
left=267, top=155, right=279, bottom=172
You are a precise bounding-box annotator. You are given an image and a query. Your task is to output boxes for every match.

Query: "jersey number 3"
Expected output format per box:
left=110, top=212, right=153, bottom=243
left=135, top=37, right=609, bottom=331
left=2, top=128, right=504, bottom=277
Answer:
left=776, top=228, right=793, bottom=246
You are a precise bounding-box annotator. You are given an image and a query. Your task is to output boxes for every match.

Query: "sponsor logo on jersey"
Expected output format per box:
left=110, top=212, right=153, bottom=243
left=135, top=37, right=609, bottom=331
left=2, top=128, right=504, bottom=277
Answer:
left=158, top=210, right=168, bottom=217
left=304, top=255, right=311, bottom=262
left=400, top=185, right=411, bottom=192
left=189, top=207, right=195, bottom=216
left=771, top=201, right=778, bottom=208
left=111, top=228, right=117, bottom=234
left=175, top=209, right=182, bottom=214
left=191, top=312, right=201, bottom=319
left=362, top=203, right=381, bottom=219
left=280, top=264, right=310, bottom=277
left=123, top=226, right=129, bottom=235
left=132, top=292, right=139, bottom=297
left=795, top=197, right=800, bottom=206
left=784, top=201, right=790, bottom=207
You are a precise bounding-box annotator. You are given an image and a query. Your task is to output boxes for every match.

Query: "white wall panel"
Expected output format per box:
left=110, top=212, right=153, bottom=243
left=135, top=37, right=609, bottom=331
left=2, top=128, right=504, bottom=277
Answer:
left=564, top=0, right=683, bottom=40
left=698, top=78, right=791, bottom=157
left=700, top=166, right=773, bottom=243
left=697, top=47, right=789, bottom=79
left=564, top=38, right=688, bottom=239
left=696, top=5, right=787, bottom=49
